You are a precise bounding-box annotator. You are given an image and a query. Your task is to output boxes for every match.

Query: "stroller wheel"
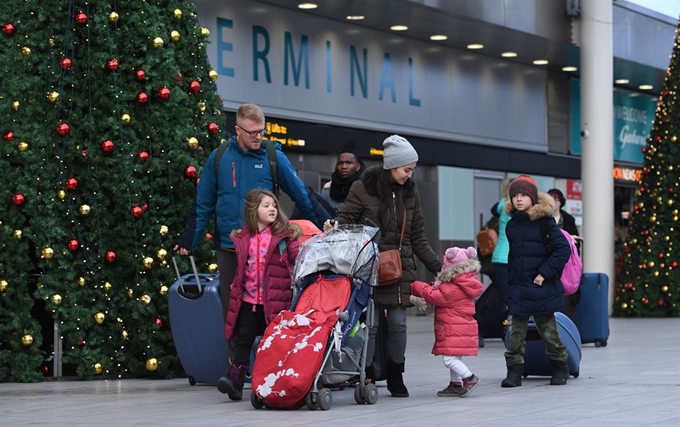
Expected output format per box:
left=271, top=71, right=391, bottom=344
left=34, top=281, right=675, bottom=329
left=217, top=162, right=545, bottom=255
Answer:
left=305, top=392, right=319, bottom=410
left=250, top=391, right=264, bottom=409
left=364, top=383, right=378, bottom=405
left=318, top=388, right=333, bottom=411
left=354, top=384, right=366, bottom=404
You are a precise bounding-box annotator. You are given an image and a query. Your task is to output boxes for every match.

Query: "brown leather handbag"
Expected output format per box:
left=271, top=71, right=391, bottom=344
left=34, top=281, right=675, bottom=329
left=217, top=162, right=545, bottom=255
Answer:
left=378, top=209, right=407, bottom=286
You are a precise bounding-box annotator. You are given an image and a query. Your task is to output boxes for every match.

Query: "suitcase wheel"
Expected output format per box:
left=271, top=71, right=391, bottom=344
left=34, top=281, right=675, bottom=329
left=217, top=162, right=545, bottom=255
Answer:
left=188, top=376, right=196, bottom=386
left=251, top=392, right=264, bottom=409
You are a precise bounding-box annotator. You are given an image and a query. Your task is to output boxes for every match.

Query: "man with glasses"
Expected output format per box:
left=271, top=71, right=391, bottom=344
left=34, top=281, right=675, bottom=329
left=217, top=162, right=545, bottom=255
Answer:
left=175, top=102, right=319, bottom=328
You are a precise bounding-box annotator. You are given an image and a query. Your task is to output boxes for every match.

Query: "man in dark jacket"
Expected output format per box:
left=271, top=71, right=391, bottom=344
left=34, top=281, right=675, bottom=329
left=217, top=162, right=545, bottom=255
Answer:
left=321, top=142, right=365, bottom=213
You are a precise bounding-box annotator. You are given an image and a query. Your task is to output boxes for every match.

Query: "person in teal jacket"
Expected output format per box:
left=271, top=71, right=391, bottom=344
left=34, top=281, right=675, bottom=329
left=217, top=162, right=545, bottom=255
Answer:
left=175, top=104, right=319, bottom=321
left=491, top=177, right=514, bottom=304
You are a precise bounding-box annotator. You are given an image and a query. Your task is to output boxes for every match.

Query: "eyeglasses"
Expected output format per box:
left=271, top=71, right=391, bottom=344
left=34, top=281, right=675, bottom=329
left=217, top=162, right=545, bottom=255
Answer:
left=236, top=124, right=267, bottom=138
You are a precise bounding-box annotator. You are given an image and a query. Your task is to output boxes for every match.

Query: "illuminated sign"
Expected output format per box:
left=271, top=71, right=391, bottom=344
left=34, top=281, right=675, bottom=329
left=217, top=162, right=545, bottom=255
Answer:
left=369, top=147, right=384, bottom=157
left=266, top=121, right=305, bottom=147
left=613, top=167, right=642, bottom=182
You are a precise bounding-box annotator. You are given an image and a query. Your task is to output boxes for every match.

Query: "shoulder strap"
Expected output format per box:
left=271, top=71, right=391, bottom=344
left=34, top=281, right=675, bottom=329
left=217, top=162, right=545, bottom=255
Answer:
left=540, top=217, right=553, bottom=255
left=213, top=139, right=230, bottom=178
left=398, top=208, right=407, bottom=251
left=264, top=140, right=279, bottom=197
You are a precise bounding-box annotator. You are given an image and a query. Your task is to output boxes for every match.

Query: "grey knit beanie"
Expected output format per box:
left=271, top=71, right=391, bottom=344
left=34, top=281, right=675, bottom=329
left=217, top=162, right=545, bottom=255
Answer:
left=382, top=135, right=419, bottom=170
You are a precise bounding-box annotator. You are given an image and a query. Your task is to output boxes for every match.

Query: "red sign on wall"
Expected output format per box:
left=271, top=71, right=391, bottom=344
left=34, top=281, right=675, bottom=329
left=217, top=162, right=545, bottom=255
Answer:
left=566, top=179, right=582, bottom=201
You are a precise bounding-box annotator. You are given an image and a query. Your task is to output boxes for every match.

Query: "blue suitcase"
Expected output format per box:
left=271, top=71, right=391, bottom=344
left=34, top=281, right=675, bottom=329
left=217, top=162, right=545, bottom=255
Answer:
left=506, top=312, right=582, bottom=378
left=576, top=273, right=610, bottom=347
left=169, top=257, right=229, bottom=385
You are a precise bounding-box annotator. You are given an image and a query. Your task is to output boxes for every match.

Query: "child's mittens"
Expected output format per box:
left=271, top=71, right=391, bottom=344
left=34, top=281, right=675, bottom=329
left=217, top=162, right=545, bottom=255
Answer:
left=409, top=295, right=428, bottom=312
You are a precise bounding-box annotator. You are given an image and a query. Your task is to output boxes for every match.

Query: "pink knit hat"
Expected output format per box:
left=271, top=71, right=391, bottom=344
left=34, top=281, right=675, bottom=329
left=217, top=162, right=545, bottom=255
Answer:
left=442, top=246, right=477, bottom=270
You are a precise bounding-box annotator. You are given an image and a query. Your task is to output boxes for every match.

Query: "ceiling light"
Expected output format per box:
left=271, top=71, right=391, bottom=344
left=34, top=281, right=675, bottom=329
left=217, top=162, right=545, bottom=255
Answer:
left=533, top=59, right=549, bottom=65
left=346, top=15, right=365, bottom=20
left=639, top=84, right=653, bottom=90
left=562, top=66, right=578, bottom=72
left=298, top=3, right=318, bottom=9
left=467, top=44, right=484, bottom=49
left=615, top=79, right=629, bottom=84
left=390, top=25, right=408, bottom=31
left=501, top=52, right=517, bottom=57
left=430, top=35, right=447, bottom=41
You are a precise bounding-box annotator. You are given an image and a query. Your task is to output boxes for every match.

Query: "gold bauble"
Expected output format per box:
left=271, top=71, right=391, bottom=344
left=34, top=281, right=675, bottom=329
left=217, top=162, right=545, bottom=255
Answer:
left=78, top=277, right=86, bottom=286
left=208, top=263, right=218, bottom=273
left=14, top=230, right=22, bottom=240
left=49, top=38, right=55, bottom=47
left=174, top=8, right=182, bottom=19
left=11, top=101, right=20, bottom=111
left=152, top=37, right=164, bottom=48
left=93, top=363, right=103, bottom=375
left=18, top=141, right=29, bottom=152
left=57, top=190, right=66, bottom=200
left=121, top=113, right=131, bottom=124
left=94, top=312, right=106, bottom=324
left=208, top=70, right=218, bottom=82
left=122, top=330, right=129, bottom=340
left=159, top=225, right=169, bottom=236
left=79, top=204, right=91, bottom=215
left=170, top=30, right=180, bottom=42
left=103, top=282, right=112, bottom=292
left=145, top=358, right=158, bottom=372
left=0, top=279, right=8, bottom=292
left=108, top=11, right=119, bottom=22
left=621, top=302, right=628, bottom=309
left=51, top=294, right=62, bottom=305
left=187, top=137, right=199, bottom=149
left=48, top=91, right=59, bottom=103
left=21, top=334, right=33, bottom=346
left=662, top=286, right=669, bottom=292
left=139, top=294, right=151, bottom=304
left=126, top=288, right=134, bottom=298
left=21, top=46, right=31, bottom=56
left=201, top=27, right=210, bottom=36
left=198, top=101, right=206, bottom=112
left=41, top=247, right=55, bottom=259
left=157, top=248, right=168, bottom=261
left=160, top=285, right=169, bottom=296
left=143, top=257, right=154, bottom=269
left=668, top=199, right=675, bottom=206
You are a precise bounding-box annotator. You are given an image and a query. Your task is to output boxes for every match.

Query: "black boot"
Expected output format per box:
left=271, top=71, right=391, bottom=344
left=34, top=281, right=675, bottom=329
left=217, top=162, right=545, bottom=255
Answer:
left=386, top=360, right=409, bottom=397
left=364, top=364, right=376, bottom=384
left=549, top=359, right=569, bottom=385
left=217, top=364, right=246, bottom=401
left=501, top=363, right=523, bottom=388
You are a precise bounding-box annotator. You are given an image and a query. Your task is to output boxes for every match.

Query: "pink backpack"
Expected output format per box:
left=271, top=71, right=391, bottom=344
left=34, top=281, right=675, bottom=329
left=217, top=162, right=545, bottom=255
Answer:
left=540, top=219, right=583, bottom=295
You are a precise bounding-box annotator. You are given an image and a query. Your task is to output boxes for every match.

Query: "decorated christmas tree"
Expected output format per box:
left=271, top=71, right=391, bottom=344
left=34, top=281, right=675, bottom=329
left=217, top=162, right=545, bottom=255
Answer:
left=615, top=26, right=680, bottom=317
left=0, top=0, right=223, bottom=381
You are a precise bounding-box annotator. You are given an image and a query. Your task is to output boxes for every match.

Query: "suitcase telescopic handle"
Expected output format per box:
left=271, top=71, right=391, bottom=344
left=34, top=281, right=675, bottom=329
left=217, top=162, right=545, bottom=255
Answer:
left=172, top=255, right=203, bottom=294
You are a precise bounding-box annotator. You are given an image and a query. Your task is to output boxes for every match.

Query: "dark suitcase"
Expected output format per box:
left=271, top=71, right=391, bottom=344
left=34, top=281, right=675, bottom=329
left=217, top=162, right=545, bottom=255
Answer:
left=506, top=312, right=582, bottom=378
left=371, top=304, right=389, bottom=381
left=475, top=282, right=507, bottom=339
left=169, top=257, right=229, bottom=385
left=576, top=273, right=610, bottom=347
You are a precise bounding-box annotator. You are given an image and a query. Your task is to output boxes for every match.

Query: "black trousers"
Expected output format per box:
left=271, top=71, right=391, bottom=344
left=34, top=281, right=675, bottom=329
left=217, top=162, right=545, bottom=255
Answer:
left=216, top=249, right=238, bottom=323
left=231, top=303, right=267, bottom=367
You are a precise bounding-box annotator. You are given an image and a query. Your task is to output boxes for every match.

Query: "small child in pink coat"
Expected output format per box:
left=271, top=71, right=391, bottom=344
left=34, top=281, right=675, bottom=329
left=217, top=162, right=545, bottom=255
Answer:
left=411, top=246, right=484, bottom=397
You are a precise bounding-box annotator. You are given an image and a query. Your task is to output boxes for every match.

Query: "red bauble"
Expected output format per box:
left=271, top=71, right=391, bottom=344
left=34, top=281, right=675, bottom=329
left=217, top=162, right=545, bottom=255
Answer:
left=131, top=206, right=143, bottom=218
left=641, top=147, right=646, bottom=153
left=158, top=86, right=171, bottom=100
left=138, top=151, right=149, bottom=161
left=654, top=136, right=661, bottom=142
left=643, top=230, right=649, bottom=236
left=135, top=69, right=146, bottom=81
left=68, top=239, right=80, bottom=251
left=77, top=338, right=85, bottom=346
left=82, top=149, right=87, bottom=156
left=670, top=187, right=674, bottom=193
left=56, top=122, right=70, bottom=135
left=101, top=140, right=114, bottom=153
left=75, top=13, right=88, bottom=24
left=2, top=23, right=16, bottom=36
left=626, top=283, right=633, bottom=290
left=207, top=122, right=218, bottom=134
left=65, top=178, right=78, bottom=190
left=672, top=261, right=678, bottom=268
left=188, top=80, right=200, bottom=93
left=156, top=318, right=163, bottom=327
left=3, top=131, right=14, bottom=141
left=142, top=203, right=149, bottom=211
left=659, top=253, right=665, bottom=259
left=59, top=57, right=72, bottom=69
left=137, top=92, right=148, bottom=104
left=12, top=193, right=25, bottom=206
left=658, top=299, right=664, bottom=307
left=105, top=251, right=117, bottom=263
left=642, top=298, right=649, bottom=305
left=195, top=177, right=200, bottom=186
left=641, top=263, right=647, bottom=269
left=176, top=71, right=183, bottom=81
left=106, top=59, right=119, bottom=70
left=184, top=165, right=197, bottom=179
left=206, top=233, right=213, bottom=240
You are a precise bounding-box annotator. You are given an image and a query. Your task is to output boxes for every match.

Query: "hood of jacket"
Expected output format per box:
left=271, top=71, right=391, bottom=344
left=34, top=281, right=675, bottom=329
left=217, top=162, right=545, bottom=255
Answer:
left=504, top=192, right=555, bottom=221
left=437, top=258, right=481, bottom=283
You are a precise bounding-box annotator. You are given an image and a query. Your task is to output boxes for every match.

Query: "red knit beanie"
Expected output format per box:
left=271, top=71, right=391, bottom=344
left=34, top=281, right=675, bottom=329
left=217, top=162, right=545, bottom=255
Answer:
left=509, top=175, right=538, bottom=205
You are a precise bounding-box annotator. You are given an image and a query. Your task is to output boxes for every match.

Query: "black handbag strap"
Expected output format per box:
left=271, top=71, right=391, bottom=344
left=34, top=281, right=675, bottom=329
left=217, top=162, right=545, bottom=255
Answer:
left=391, top=192, right=406, bottom=252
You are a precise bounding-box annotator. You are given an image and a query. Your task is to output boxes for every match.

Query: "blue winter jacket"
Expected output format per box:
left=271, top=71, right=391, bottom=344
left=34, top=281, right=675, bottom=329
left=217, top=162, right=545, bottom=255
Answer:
left=504, top=193, right=570, bottom=317
left=178, top=136, right=319, bottom=250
